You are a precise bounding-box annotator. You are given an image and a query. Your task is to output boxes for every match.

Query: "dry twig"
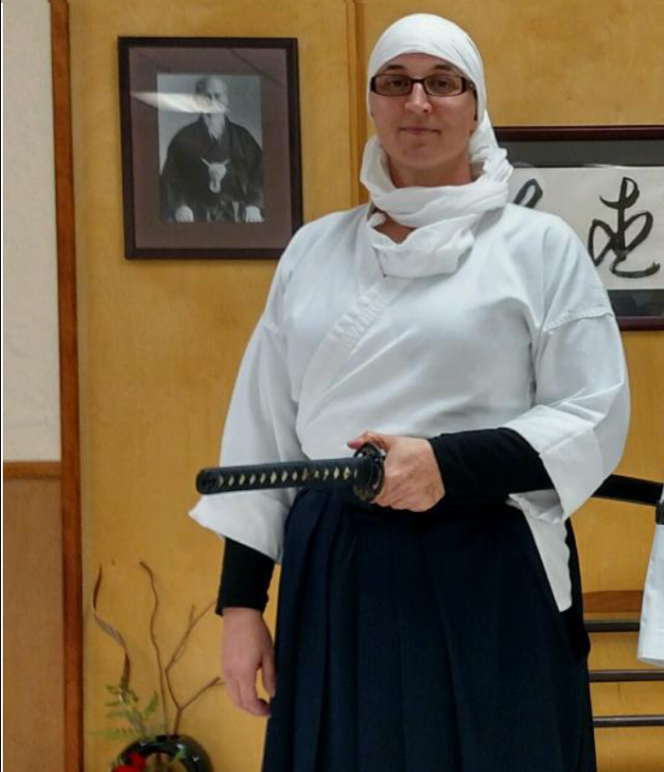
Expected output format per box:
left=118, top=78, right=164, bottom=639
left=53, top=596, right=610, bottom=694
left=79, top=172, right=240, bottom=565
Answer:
left=139, top=561, right=170, bottom=734
left=92, top=567, right=132, bottom=690
left=162, top=598, right=222, bottom=733
left=94, top=561, right=223, bottom=741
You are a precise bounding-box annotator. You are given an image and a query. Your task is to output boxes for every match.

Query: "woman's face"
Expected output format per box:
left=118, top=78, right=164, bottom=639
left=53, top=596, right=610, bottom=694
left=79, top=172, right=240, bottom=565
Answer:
left=369, top=53, right=478, bottom=188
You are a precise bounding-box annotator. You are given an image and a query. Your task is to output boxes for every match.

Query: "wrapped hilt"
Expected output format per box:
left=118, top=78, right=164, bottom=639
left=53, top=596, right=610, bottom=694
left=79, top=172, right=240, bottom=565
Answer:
left=196, top=442, right=385, bottom=502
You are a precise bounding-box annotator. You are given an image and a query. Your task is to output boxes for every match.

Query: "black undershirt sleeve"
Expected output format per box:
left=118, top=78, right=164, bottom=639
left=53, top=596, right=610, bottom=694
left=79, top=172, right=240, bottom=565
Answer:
left=427, top=427, right=553, bottom=501
left=216, top=539, right=275, bottom=617
left=216, top=427, right=553, bottom=616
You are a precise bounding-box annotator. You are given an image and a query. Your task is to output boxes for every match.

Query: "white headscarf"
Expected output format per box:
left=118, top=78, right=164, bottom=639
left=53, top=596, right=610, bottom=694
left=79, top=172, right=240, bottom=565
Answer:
left=360, top=14, right=513, bottom=278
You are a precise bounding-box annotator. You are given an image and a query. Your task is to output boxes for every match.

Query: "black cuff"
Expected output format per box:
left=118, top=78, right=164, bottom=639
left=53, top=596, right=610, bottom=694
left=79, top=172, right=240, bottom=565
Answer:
left=216, top=538, right=275, bottom=617
left=428, top=427, right=552, bottom=501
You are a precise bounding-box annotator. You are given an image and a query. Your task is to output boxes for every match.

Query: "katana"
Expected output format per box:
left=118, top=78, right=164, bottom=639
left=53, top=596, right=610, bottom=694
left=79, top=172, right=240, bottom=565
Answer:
left=197, top=444, right=663, bottom=517
left=196, top=443, right=385, bottom=502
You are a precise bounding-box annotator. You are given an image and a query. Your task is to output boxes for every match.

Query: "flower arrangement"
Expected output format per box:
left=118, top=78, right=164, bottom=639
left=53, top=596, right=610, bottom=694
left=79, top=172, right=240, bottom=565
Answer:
left=114, top=751, right=148, bottom=772
left=93, top=561, right=221, bottom=771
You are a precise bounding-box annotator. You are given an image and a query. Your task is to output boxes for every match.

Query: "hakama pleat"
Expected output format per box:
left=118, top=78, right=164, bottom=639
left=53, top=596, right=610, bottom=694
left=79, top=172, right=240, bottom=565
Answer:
left=261, top=490, right=596, bottom=772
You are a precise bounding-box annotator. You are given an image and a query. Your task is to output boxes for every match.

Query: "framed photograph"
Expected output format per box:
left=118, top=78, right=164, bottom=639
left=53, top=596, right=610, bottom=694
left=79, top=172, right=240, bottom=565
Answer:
left=495, top=126, right=664, bottom=330
left=118, top=37, right=302, bottom=259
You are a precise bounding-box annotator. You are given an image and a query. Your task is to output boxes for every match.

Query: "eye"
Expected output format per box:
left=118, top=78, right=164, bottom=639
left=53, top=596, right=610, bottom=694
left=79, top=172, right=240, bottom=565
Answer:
left=426, top=76, right=458, bottom=94
left=376, top=75, right=411, bottom=94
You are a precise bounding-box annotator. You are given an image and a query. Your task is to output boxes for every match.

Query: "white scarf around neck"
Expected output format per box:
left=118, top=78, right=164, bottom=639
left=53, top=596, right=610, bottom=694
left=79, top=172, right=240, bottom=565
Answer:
left=360, top=14, right=513, bottom=278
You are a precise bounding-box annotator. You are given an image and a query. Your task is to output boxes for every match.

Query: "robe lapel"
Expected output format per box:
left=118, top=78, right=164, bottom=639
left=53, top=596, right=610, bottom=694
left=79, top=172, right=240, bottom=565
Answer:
left=296, top=275, right=411, bottom=445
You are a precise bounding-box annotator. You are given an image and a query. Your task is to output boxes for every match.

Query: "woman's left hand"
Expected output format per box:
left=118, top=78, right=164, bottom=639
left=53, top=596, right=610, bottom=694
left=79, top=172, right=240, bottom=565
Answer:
left=347, top=431, right=445, bottom=511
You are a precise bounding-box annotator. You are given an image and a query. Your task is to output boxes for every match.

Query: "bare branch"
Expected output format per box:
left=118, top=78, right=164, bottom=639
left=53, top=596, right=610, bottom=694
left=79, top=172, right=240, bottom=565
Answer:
left=165, top=600, right=216, bottom=671
left=139, top=561, right=170, bottom=734
left=92, top=562, right=222, bottom=740
left=92, top=566, right=131, bottom=690
left=173, top=677, right=223, bottom=735
left=163, top=599, right=217, bottom=734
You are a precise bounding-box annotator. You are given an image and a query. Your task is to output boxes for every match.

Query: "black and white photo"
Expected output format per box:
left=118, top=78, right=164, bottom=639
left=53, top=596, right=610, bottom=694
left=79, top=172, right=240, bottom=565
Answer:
left=119, top=38, right=301, bottom=258
left=157, top=73, right=264, bottom=224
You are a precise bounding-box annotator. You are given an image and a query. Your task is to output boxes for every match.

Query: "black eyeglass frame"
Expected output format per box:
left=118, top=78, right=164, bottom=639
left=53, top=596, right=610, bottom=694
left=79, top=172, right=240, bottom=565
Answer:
left=369, top=73, right=476, bottom=98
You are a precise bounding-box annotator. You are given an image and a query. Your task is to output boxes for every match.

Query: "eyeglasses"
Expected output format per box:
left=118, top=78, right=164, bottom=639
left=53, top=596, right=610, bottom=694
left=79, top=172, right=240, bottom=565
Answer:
left=370, top=73, right=475, bottom=98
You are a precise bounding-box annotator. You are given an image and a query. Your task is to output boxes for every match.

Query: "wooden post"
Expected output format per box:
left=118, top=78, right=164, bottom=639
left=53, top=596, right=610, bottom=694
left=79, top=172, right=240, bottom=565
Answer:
left=50, top=1, right=83, bottom=770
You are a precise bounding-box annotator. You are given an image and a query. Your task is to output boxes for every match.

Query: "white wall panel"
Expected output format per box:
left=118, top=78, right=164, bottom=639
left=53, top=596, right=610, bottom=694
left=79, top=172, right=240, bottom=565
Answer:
left=3, top=0, right=61, bottom=461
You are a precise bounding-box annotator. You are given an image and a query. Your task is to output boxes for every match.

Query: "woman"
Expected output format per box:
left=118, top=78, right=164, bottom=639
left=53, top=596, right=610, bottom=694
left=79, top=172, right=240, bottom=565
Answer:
left=190, top=14, right=630, bottom=772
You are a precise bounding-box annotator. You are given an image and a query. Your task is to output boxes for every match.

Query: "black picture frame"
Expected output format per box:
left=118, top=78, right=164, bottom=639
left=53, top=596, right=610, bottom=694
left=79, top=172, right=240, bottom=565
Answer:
left=118, top=37, right=302, bottom=259
left=495, top=125, right=664, bottom=331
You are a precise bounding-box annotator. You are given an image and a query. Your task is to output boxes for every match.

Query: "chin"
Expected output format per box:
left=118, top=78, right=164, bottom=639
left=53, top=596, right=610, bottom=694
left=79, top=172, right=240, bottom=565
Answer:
left=400, top=152, right=452, bottom=171
left=390, top=152, right=472, bottom=186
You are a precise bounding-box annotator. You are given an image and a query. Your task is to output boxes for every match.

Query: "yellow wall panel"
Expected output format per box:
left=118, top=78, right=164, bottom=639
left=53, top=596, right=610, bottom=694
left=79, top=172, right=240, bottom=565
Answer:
left=358, top=0, right=664, bottom=127
left=70, top=1, right=353, bottom=770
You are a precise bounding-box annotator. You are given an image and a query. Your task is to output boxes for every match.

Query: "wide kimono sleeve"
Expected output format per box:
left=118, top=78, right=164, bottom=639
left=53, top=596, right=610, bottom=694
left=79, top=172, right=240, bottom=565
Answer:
left=503, top=217, right=631, bottom=523
left=188, top=232, right=308, bottom=563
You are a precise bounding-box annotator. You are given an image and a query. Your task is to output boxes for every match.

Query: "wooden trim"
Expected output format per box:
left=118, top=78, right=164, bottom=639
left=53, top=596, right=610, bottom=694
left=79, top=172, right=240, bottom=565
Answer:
left=585, top=619, right=640, bottom=634
left=495, top=124, right=664, bottom=142
left=345, top=1, right=361, bottom=206
left=50, top=1, right=84, bottom=770
left=3, top=461, right=62, bottom=480
left=590, top=670, right=664, bottom=682
left=347, top=0, right=368, bottom=206
left=583, top=590, right=643, bottom=614
left=594, top=715, right=664, bottom=728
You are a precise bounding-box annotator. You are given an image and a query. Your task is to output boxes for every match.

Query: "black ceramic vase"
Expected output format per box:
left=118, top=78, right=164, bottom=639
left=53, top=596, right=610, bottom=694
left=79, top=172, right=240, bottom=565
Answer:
left=118, top=734, right=212, bottom=772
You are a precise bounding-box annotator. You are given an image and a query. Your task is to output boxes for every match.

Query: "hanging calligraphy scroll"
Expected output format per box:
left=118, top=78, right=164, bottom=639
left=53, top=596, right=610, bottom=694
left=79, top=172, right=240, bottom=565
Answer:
left=496, top=126, right=664, bottom=330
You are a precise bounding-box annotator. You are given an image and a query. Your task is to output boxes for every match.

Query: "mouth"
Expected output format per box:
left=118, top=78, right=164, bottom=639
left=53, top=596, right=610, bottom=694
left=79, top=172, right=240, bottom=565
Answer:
left=400, top=127, right=439, bottom=135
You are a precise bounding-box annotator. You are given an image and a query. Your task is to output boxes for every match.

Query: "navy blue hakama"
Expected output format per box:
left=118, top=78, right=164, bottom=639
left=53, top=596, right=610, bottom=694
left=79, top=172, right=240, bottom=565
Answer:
left=261, top=489, right=596, bottom=772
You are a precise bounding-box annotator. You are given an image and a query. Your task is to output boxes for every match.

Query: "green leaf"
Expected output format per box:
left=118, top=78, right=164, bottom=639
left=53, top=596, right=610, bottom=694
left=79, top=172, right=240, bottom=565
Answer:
left=143, top=691, right=159, bottom=719
left=89, top=727, right=140, bottom=739
left=105, top=709, right=128, bottom=719
left=121, top=686, right=139, bottom=703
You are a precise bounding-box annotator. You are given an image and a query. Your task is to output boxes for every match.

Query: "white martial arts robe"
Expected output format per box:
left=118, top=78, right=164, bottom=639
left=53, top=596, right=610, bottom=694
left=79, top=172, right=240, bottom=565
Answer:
left=190, top=202, right=630, bottom=611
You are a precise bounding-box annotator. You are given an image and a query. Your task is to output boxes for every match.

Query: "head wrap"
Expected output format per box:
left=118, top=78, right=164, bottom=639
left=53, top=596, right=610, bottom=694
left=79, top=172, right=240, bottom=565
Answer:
left=360, top=14, right=513, bottom=278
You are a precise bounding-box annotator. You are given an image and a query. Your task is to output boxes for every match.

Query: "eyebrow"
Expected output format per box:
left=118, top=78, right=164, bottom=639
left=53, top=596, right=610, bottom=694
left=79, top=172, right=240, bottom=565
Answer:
left=381, top=63, right=458, bottom=73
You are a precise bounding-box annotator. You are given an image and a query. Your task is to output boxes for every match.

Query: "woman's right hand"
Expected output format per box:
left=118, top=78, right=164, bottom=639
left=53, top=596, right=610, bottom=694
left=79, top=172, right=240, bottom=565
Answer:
left=221, top=607, right=276, bottom=717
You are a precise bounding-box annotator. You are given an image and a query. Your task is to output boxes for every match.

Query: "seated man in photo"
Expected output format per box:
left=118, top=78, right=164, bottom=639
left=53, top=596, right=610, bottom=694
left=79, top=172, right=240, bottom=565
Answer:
left=160, top=75, right=264, bottom=224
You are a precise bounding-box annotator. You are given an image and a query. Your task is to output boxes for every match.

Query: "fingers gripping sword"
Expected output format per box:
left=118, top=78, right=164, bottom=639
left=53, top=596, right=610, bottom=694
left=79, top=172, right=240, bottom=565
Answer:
left=196, top=442, right=385, bottom=502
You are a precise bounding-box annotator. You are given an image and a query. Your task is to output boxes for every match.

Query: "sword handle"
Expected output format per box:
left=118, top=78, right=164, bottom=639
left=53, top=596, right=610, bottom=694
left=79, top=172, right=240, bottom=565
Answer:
left=352, top=442, right=385, bottom=501
left=195, top=442, right=384, bottom=501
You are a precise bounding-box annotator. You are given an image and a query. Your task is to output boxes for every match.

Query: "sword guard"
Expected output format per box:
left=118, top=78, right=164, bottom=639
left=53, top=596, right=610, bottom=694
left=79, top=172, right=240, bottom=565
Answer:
left=352, top=442, right=385, bottom=502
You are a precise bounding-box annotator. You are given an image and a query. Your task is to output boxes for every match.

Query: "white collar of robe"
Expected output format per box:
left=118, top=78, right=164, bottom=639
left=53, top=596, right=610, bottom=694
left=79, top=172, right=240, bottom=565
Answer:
left=362, top=131, right=512, bottom=279
left=366, top=209, right=476, bottom=279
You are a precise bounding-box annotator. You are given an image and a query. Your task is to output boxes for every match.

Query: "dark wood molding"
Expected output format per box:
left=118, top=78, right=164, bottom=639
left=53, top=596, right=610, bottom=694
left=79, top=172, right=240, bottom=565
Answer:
left=583, top=590, right=644, bottom=614
left=345, top=1, right=361, bottom=206
left=3, top=461, right=62, bottom=479
left=495, top=124, right=664, bottom=142
left=347, top=1, right=368, bottom=207
left=50, top=1, right=84, bottom=770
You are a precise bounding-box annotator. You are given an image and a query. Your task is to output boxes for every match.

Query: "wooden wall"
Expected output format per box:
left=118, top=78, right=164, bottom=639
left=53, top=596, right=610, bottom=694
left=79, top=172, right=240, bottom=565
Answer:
left=3, top=471, right=65, bottom=772
left=68, top=1, right=663, bottom=770
left=3, top=1, right=78, bottom=770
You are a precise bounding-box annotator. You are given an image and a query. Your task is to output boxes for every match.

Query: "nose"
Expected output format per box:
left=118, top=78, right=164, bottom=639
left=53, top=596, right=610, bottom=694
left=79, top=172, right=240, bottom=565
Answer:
left=405, top=83, right=432, bottom=114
